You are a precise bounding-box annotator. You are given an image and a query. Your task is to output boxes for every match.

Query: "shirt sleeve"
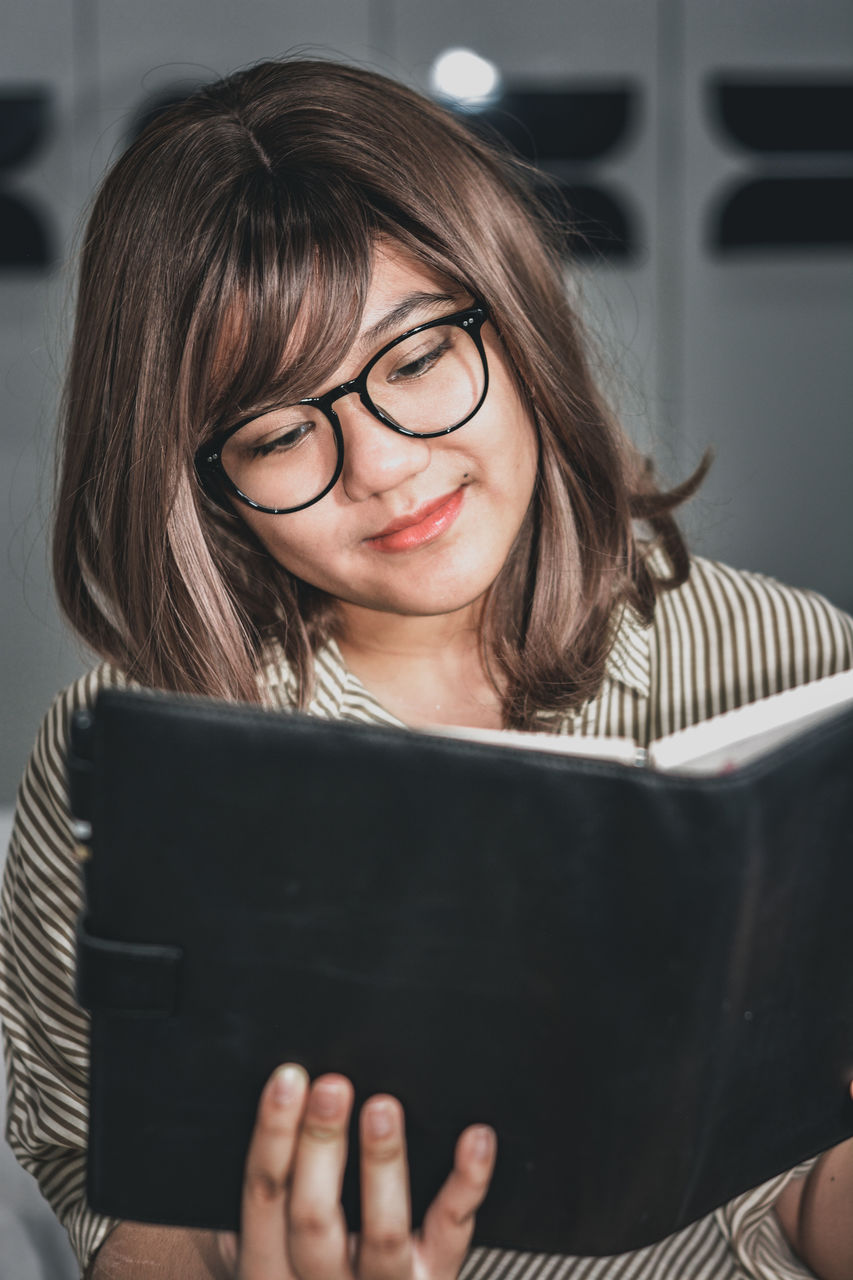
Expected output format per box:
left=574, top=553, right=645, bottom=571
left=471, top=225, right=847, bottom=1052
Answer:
left=714, top=1162, right=818, bottom=1279
left=0, top=667, right=122, bottom=1274
left=649, top=557, right=853, bottom=738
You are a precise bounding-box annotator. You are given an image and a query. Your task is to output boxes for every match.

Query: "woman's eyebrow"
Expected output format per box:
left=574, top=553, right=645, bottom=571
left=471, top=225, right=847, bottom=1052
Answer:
left=357, top=291, right=460, bottom=352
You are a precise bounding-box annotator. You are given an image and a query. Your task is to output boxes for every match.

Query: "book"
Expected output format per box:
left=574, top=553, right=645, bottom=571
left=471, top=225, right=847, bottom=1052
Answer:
left=70, top=673, right=853, bottom=1256
left=427, top=668, right=853, bottom=773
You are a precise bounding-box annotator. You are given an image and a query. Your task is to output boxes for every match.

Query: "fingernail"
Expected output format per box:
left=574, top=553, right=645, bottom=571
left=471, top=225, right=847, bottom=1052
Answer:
left=271, top=1064, right=304, bottom=1106
left=366, top=1100, right=395, bottom=1139
left=310, top=1080, right=344, bottom=1118
left=471, top=1126, right=495, bottom=1161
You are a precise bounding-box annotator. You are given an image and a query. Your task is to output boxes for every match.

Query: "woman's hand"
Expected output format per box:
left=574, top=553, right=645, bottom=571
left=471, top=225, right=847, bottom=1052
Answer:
left=773, top=1080, right=853, bottom=1280
left=216, top=1064, right=496, bottom=1280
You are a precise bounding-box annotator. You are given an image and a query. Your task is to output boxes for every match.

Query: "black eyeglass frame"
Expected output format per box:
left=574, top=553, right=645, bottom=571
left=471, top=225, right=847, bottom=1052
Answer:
left=195, top=303, right=490, bottom=516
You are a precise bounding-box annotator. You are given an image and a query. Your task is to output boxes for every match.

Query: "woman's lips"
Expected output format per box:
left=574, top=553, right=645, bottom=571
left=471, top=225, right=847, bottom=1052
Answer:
left=366, top=487, right=466, bottom=552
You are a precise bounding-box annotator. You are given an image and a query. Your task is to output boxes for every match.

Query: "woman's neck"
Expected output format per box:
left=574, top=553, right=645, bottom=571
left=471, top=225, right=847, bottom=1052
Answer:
left=334, top=600, right=504, bottom=730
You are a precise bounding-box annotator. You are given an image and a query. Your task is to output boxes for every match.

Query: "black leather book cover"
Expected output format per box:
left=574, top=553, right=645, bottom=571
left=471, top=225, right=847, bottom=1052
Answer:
left=71, top=688, right=853, bottom=1256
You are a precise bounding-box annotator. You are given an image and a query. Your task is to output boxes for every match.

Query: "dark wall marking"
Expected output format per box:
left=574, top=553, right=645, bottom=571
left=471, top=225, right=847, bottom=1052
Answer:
left=455, top=84, right=641, bottom=263
left=0, top=91, right=54, bottom=268
left=708, top=76, right=853, bottom=253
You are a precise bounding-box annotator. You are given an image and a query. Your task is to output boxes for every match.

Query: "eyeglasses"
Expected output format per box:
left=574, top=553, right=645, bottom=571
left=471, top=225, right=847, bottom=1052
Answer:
left=195, top=304, right=489, bottom=515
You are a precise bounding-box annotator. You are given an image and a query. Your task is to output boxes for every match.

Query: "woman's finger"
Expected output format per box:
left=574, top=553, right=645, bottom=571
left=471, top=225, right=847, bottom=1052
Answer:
left=215, top=1230, right=239, bottom=1274
left=287, top=1074, right=354, bottom=1280
left=238, top=1063, right=308, bottom=1279
left=356, top=1095, right=414, bottom=1280
left=417, top=1125, right=496, bottom=1278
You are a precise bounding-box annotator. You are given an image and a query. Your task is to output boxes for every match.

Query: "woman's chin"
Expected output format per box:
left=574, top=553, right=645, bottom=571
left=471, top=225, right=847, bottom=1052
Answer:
left=334, top=572, right=495, bottom=623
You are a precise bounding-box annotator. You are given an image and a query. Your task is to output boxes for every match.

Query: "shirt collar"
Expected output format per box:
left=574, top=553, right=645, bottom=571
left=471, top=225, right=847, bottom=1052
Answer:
left=604, top=602, right=652, bottom=698
left=261, top=603, right=652, bottom=717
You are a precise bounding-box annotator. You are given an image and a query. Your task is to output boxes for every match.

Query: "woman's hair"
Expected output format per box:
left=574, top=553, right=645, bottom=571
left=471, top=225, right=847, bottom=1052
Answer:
left=54, top=57, right=705, bottom=727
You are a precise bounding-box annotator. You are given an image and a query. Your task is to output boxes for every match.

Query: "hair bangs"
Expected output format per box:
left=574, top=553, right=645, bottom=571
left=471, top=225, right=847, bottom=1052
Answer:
left=198, top=170, right=376, bottom=442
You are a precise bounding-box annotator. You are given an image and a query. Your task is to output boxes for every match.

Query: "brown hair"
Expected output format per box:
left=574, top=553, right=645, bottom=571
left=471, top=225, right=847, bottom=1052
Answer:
left=54, top=58, right=705, bottom=727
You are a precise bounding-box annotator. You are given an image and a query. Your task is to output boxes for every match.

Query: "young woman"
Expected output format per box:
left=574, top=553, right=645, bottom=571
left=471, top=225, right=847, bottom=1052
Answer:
left=1, top=58, right=851, bottom=1280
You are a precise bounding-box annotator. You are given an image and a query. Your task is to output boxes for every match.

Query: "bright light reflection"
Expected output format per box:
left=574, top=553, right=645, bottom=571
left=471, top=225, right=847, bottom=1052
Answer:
left=429, top=48, right=502, bottom=108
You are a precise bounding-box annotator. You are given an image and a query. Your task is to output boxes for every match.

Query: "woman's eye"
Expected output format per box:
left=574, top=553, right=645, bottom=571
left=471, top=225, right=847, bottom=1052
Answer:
left=247, top=420, right=315, bottom=457
left=388, top=338, right=451, bottom=383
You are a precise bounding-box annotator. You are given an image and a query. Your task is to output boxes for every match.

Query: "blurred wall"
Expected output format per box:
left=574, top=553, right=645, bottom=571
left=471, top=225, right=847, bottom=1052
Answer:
left=2, top=0, right=852, bottom=805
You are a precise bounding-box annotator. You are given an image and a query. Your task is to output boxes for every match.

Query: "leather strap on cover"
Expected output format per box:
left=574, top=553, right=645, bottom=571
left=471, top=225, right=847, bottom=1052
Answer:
left=76, top=919, right=183, bottom=1017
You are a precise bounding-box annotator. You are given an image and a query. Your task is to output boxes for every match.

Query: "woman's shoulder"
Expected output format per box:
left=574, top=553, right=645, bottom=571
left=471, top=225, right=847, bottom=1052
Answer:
left=644, top=554, right=853, bottom=736
left=3, top=665, right=128, bottom=1006
left=657, top=555, right=853, bottom=675
left=24, top=646, right=298, bottom=810
left=31, top=661, right=127, bottom=751
left=21, top=663, right=128, bottom=818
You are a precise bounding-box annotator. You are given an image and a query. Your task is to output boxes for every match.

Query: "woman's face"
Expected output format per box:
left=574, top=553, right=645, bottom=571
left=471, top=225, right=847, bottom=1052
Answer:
left=235, top=245, right=539, bottom=624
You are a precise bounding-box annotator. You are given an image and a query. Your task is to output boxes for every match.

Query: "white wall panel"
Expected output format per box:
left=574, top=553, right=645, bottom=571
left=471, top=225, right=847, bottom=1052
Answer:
left=89, top=0, right=374, bottom=183
left=1, top=20, right=84, bottom=1274
left=398, top=0, right=853, bottom=611
left=679, top=0, right=853, bottom=608
left=0, top=1, right=87, bottom=808
left=395, top=0, right=664, bottom=461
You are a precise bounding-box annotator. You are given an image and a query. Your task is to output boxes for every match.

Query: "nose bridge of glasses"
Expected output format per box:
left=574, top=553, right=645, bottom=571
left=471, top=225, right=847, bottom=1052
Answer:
left=319, top=374, right=367, bottom=415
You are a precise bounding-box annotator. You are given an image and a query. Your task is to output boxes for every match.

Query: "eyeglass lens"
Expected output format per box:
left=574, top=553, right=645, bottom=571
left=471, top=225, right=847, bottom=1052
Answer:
left=220, top=321, right=484, bottom=511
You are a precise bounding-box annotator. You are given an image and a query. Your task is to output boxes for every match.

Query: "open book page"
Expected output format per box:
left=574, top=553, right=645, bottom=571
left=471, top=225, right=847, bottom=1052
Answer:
left=425, top=669, right=853, bottom=775
left=648, top=668, right=853, bottom=774
left=424, top=722, right=642, bottom=766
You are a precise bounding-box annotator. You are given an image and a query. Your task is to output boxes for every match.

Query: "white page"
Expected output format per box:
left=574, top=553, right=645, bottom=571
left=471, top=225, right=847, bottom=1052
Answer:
left=649, top=669, right=853, bottom=775
left=423, top=722, right=643, bottom=766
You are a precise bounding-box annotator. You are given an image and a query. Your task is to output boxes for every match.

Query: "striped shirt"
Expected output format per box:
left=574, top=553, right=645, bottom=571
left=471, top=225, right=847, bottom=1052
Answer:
left=1, top=555, right=852, bottom=1279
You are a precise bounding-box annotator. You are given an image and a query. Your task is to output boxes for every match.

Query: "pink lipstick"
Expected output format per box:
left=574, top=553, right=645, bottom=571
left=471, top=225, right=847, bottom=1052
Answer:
left=366, top=487, right=465, bottom=552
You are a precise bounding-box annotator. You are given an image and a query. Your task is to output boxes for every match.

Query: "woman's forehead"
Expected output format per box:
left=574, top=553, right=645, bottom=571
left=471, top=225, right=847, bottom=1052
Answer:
left=282, top=244, right=463, bottom=381
left=208, top=241, right=465, bottom=411
left=346, top=244, right=465, bottom=355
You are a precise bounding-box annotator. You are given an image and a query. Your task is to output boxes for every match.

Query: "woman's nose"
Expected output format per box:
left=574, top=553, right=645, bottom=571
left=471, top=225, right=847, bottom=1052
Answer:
left=335, top=395, right=431, bottom=502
